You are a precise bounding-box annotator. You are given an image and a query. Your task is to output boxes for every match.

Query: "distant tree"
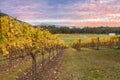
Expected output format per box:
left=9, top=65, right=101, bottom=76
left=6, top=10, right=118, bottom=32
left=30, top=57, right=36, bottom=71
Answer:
left=34, top=25, right=120, bottom=34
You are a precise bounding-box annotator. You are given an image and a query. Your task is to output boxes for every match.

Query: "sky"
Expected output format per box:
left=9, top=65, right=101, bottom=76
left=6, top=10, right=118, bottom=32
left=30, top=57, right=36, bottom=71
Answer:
left=0, top=0, right=120, bottom=27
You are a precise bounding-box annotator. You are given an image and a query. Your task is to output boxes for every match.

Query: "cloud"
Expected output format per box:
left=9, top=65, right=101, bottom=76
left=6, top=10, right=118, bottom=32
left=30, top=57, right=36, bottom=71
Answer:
left=25, top=17, right=120, bottom=23
left=0, top=0, right=120, bottom=27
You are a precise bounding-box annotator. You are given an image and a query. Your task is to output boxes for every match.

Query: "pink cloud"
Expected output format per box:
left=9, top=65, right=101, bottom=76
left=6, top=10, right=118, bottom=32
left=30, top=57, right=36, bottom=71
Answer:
left=67, top=22, right=120, bottom=27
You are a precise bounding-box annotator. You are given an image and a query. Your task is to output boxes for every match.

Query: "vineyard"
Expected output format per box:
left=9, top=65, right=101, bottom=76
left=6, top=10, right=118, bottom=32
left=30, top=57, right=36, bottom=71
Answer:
left=0, top=14, right=120, bottom=80
left=0, top=15, right=68, bottom=80
left=72, top=35, right=120, bottom=50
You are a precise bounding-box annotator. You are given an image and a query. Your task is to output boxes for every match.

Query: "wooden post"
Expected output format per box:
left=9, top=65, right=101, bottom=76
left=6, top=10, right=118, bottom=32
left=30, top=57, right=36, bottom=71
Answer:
left=42, top=52, right=44, bottom=71
left=96, top=37, right=100, bottom=50
left=31, top=53, right=37, bottom=80
left=49, top=50, right=51, bottom=62
left=52, top=49, right=55, bottom=59
left=9, top=52, right=12, bottom=70
left=78, top=39, right=81, bottom=50
left=118, top=36, right=120, bottom=49
left=109, top=40, right=112, bottom=48
left=91, top=39, right=95, bottom=49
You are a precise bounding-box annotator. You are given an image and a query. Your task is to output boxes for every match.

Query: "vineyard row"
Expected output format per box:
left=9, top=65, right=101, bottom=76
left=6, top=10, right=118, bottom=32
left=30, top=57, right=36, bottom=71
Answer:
left=72, top=36, right=120, bottom=50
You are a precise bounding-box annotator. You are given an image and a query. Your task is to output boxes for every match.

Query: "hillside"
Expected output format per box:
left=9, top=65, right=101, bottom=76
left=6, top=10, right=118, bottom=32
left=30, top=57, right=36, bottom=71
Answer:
left=0, top=13, right=9, bottom=17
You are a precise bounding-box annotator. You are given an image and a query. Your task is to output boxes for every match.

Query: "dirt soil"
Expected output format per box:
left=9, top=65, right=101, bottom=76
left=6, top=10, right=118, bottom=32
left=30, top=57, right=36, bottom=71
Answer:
left=18, top=50, right=66, bottom=80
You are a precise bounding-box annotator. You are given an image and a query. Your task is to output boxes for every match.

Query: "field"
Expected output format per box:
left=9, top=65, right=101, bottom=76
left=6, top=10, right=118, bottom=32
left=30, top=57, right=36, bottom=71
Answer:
left=57, top=34, right=120, bottom=80
left=59, top=34, right=107, bottom=44
left=57, top=48, right=120, bottom=80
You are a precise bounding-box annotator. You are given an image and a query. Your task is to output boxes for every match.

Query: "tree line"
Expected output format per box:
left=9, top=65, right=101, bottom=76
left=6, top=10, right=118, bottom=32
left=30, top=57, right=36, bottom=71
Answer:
left=34, top=25, right=120, bottom=34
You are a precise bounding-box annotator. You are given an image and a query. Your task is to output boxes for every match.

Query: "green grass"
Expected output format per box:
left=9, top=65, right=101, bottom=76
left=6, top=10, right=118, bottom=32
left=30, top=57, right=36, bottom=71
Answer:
left=58, top=34, right=120, bottom=80
left=57, top=48, right=120, bottom=80
left=60, top=34, right=107, bottom=44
